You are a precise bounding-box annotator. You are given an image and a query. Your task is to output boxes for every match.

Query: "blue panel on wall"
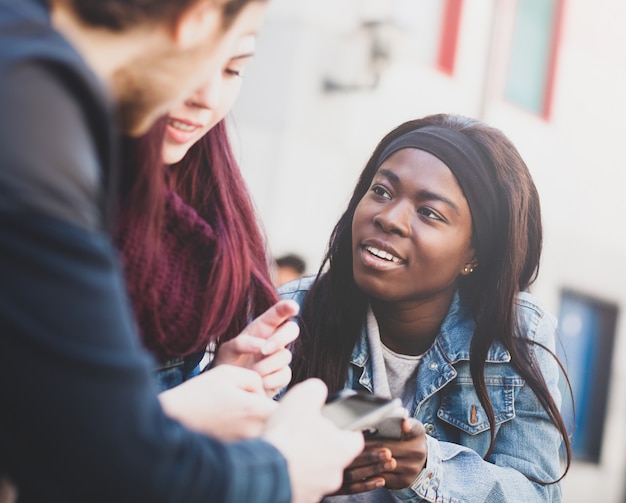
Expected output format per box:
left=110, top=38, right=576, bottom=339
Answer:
left=557, top=296, right=596, bottom=457
left=557, top=290, right=617, bottom=463
left=505, top=0, right=556, bottom=114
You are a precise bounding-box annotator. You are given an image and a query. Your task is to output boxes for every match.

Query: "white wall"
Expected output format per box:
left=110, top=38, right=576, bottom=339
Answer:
left=231, top=1, right=626, bottom=500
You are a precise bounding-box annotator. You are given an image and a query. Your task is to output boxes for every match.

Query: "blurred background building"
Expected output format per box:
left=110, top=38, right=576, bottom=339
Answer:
left=230, top=1, right=626, bottom=501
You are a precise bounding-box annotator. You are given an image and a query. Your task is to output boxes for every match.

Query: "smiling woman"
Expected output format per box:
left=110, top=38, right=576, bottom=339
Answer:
left=114, top=0, right=283, bottom=395
left=352, top=148, right=475, bottom=313
left=162, top=32, right=257, bottom=164
left=279, top=113, right=573, bottom=502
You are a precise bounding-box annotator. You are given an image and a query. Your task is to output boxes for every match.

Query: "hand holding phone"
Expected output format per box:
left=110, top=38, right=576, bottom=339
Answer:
left=322, top=390, right=408, bottom=440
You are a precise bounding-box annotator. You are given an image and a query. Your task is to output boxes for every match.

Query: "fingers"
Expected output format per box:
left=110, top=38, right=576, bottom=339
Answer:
left=263, top=379, right=364, bottom=503
left=244, top=300, right=300, bottom=343
left=259, top=320, right=299, bottom=355
left=261, top=365, right=292, bottom=398
left=344, top=451, right=396, bottom=482
left=345, top=458, right=397, bottom=482
left=338, top=448, right=395, bottom=495
left=349, top=447, right=393, bottom=469
left=253, top=347, right=292, bottom=376
left=214, top=305, right=299, bottom=369
left=365, top=418, right=425, bottom=448
left=235, top=389, right=280, bottom=421
left=216, top=319, right=297, bottom=365
left=158, top=365, right=278, bottom=438
left=340, top=476, right=386, bottom=495
left=207, top=365, right=266, bottom=395
left=213, top=334, right=265, bottom=367
left=285, top=379, right=365, bottom=469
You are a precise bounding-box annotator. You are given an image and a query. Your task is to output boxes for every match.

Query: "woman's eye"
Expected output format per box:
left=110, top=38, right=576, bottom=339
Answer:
left=371, top=185, right=391, bottom=199
left=225, top=67, right=244, bottom=78
left=418, top=207, right=442, bottom=221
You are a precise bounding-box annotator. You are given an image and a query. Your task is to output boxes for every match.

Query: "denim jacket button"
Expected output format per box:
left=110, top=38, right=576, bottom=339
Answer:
left=424, top=423, right=435, bottom=435
left=429, top=361, right=438, bottom=370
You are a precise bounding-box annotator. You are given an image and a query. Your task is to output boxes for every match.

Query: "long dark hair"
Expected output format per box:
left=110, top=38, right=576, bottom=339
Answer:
left=290, top=113, right=571, bottom=482
left=117, top=118, right=278, bottom=353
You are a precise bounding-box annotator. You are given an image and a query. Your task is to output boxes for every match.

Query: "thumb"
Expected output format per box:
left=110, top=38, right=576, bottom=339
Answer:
left=402, top=417, right=425, bottom=439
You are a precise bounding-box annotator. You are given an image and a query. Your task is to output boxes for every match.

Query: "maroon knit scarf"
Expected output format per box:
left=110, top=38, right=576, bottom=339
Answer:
left=115, top=189, right=217, bottom=362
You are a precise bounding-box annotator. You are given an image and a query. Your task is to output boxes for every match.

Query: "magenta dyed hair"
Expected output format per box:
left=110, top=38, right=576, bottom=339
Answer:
left=118, top=118, right=278, bottom=351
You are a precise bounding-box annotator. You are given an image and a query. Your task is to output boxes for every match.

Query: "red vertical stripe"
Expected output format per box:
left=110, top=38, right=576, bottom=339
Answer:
left=542, top=0, right=566, bottom=119
left=437, top=0, right=464, bottom=75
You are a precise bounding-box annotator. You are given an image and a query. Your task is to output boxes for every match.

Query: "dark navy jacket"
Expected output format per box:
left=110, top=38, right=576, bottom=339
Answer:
left=0, top=1, right=290, bottom=501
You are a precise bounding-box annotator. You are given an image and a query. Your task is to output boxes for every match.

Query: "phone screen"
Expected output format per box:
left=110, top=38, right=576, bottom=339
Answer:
left=322, top=395, right=391, bottom=428
left=322, top=390, right=405, bottom=433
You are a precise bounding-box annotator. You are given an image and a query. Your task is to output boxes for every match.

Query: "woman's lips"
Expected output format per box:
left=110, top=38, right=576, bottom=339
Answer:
left=358, top=244, right=405, bottom=271
left=364, top=245, right=403, bottom=263
left=165, top=118, right=202, bottom=144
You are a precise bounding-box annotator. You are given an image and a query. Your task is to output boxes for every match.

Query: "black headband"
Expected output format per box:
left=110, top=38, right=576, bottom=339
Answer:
left=378, top=125, right=500, bottom=259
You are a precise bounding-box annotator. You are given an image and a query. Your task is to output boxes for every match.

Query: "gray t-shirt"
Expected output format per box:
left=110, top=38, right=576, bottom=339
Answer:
left=322, top=307, right=423, bottom=503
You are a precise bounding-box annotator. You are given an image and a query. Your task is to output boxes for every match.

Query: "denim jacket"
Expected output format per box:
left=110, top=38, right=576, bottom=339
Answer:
left=279, top=276, right=564, bottom=503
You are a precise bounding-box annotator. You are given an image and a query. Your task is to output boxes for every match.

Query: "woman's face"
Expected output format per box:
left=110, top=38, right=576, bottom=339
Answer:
left=116, top=1, right=267, bottom=137
left=161, top=31, right=258, bottom=164
left=351, top=148, right=476, bottom=303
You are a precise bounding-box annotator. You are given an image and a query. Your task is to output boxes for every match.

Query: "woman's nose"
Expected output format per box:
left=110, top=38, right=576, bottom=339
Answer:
left=187, top=76, right=221, bottom=110
left=373, top=202, right=411, bottom=236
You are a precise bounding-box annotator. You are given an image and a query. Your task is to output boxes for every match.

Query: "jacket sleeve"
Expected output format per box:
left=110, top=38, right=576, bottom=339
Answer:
left=392, top=308, right=564, bottom=503
left=0, top=61, right=291, bottom=502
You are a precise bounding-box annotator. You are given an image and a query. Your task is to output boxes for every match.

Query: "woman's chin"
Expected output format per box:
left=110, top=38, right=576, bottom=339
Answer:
left=162, top=148, right=186, bottom=166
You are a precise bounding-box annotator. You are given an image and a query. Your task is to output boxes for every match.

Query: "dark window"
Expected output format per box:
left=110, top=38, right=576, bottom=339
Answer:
left=557, top=289, right=618, bottom=463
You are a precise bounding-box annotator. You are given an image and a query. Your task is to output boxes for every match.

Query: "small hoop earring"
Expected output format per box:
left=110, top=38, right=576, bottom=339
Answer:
left=463, top=266, right=474, bottom=274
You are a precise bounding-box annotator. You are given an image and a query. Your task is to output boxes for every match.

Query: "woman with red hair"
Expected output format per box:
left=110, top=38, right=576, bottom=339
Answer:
left=115, top=31, right=293, bottom=396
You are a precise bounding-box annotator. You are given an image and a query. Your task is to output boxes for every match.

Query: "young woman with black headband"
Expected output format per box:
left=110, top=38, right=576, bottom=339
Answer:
left=280, top=113, right=572, bottom=502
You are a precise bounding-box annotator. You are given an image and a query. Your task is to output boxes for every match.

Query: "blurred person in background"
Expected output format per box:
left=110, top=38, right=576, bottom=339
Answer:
left=274, top=253, right=307, bottom=287
left=116, top=26, right=293, bottom=397
left=280, top=114, right=572, bottom=502
left=0, top=0, right=363, bottom=501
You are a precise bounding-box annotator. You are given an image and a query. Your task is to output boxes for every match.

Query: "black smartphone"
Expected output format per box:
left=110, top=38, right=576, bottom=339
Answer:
left=322, top=389, right=407, bottom=440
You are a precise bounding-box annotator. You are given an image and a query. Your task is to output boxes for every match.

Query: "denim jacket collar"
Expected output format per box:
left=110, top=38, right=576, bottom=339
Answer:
left=350, top=291, right=511, bottom=373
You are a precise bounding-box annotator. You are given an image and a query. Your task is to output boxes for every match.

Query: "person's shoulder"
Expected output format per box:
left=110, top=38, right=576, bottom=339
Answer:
left=0, top=1, right=112, bottom=136
left=0, top=0, right=49, bottom=36
left=0, top=0, right=94, bottom=76
left=0, top=0, right=114, bottom=229
left=515, top=290, right=550, bottom=318
left=278, top=274, right=317, bottom=296
left=0, top=59, right=112, bottom=230
left=277, top=275, right=317, bottom=305
left=514, top=291, right=558, bottom=343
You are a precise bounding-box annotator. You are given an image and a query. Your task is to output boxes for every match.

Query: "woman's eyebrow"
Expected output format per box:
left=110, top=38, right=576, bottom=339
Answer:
left=377, top=168, right=461, bottom=215
left=231, top=52, right=254, bottom=60
left=377, top=168, right=399, bottom=184
left=416, top=189, right=460, bottom=215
